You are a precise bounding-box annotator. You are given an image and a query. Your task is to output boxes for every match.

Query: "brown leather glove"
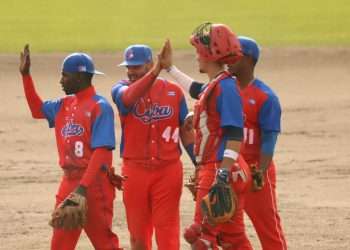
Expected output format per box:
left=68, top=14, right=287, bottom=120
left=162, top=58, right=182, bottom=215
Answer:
left=200, top=168, right=237, bottom=225
left=49, top=188, right=87, bottom=230
left=201, top=181, right=237, bottom=225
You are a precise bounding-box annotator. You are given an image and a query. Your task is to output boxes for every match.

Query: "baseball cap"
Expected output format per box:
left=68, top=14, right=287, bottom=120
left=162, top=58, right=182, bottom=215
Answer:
left=62, top=53, right=104, bottom=75
left=238, top=36, right=260, bottom=62
left=119, top=45, right=153, bottom=66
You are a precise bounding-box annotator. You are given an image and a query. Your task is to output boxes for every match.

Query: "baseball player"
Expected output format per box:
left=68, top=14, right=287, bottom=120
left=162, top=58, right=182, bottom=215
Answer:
left=110, top=42, right=194, bottom=250
left=19, top=45, right=122, bottom=250
left=228, top=37, right=287, bottom=250
left=163, top=23, right=253, bottom=249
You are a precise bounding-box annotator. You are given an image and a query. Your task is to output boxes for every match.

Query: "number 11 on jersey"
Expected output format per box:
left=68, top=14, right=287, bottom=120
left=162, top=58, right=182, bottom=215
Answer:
left=243, top=128, right=254, bottom=145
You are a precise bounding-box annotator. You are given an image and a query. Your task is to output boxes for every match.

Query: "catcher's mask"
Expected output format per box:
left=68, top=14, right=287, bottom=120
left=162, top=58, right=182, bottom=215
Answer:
left=190, top=22, right=242, bottom=64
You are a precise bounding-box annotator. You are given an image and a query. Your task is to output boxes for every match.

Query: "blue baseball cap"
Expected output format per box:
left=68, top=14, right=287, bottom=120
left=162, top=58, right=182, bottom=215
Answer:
left=119, top=45, right=153, bottom=66
left=238, top=36, right=260, bottom=62
left=62, top=53, right=104, bottom=75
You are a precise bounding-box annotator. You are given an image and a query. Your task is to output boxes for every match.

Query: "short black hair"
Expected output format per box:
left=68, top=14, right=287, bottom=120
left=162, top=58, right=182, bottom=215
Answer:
left=79, top=72, right=93, bottom=83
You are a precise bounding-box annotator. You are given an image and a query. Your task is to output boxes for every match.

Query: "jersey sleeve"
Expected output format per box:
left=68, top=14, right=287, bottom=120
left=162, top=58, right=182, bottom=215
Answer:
left=111, top=82, right=132, bottom=115
left=41, top=98, right=62, bottom=128
left=216, top=79, right=243, bottom=128
left=91, top=101, right=116, bottom=149
left=261, top=130, right=279, bottom=155
left=259, top=95, right=281, bottom=132
left=179, top=95, right=189, bottom=126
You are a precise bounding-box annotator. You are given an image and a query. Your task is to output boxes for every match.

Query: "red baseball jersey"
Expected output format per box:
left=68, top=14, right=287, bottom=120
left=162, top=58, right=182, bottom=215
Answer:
left=240, top=79, right=281, bottom=163
left=111, top=78, right=188, bottom=163
left=193, top=71, right=244, bottom=165
left=41, top=86, right=116, bottom=169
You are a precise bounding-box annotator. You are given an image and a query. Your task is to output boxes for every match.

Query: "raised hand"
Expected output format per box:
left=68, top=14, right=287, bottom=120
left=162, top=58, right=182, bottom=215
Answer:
left=159, top=39, right=173, bottom=70
left=19, top=44, right=31, bottom=76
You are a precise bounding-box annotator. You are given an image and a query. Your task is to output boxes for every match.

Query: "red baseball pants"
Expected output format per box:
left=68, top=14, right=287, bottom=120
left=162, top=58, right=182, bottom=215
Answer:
left=51, top=168, right=121, bottom=250
left=244, top=161, right=287, bottom=250
left=192, top=157, right=253, bottom=250
left=122, top=159, right=183, bottom=250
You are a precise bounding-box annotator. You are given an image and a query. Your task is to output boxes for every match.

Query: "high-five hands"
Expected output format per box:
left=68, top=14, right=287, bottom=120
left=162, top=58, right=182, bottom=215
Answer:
left=20, top=44, right=31, bottom=76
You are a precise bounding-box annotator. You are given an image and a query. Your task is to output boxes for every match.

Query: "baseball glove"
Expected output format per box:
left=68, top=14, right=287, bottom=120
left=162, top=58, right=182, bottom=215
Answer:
left=49, top=190, right=87, bottom=230
left=250, top=164, right=264, bottom=191
left=201, top=169, right=237, bottom=225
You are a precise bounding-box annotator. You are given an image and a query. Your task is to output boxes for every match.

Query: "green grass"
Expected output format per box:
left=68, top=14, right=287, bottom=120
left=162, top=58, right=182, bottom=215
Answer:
left=1, top=0, right=349, bottom=52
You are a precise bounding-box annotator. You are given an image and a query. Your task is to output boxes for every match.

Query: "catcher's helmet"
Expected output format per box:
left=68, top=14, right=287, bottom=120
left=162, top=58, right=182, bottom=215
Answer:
left=190, top=22, right=242, bottom=64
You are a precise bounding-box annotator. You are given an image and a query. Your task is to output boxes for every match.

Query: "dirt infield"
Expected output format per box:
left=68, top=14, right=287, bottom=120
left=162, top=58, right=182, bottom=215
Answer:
left=1, top=48, right=350, bottom=250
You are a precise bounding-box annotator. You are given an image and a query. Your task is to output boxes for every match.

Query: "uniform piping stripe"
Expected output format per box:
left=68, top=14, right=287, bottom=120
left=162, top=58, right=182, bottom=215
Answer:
left=266, top=171, right=286, bottom=250
left=96, top=175, right=119, bottom=250
left=197, top=111, right=209, bottom=163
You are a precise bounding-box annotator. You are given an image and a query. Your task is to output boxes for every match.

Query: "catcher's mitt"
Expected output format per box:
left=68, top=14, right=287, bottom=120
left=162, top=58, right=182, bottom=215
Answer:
left=200, top=169, right=237, bottom=225
left=250, top=164, right=264, bottom=191
left=49, top=190, right=87, bottom=230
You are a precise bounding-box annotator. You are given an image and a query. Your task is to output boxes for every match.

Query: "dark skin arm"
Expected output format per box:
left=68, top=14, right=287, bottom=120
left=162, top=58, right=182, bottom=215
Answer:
left=259, top=153, right=273, bottom=173
left=250, top=153, right=272, bottom=191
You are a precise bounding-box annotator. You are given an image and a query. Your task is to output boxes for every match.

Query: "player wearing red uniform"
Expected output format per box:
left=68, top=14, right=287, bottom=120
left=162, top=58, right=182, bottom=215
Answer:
left=228, top=37, right=287, bottom=250
left=164, top=23, right=253, bottom=249
left=19, top=45, right=122, bottom=250
left=111, top=43, right=194, bottom=250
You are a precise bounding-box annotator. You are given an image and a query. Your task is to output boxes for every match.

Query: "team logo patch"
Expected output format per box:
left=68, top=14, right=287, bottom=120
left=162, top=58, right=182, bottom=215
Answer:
left=78, top=65, right=87, bottom=72
left=249, top=98, right=256, bottom=105
left=61, top=121, right=84, bottom=137
left=133, top=102, right=173, bottom=124
left=126, top=49, right=134, bottom=59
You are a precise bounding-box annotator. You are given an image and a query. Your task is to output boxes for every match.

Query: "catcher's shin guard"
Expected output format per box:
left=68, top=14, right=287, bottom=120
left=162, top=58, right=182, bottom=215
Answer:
left=184, top=224, right=215, bottom=250
left=191, top=239, right=214, bottom=250
left=184, top=224, right=202, bottom=243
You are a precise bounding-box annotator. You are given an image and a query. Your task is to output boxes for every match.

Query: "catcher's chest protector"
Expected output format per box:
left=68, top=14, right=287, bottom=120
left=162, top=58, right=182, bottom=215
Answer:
left=193, top=71, right=231, bottom=164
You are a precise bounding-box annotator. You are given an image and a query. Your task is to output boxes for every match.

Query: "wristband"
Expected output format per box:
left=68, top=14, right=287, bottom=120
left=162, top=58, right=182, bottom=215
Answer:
left=223, top=149, right=239, bottom=161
